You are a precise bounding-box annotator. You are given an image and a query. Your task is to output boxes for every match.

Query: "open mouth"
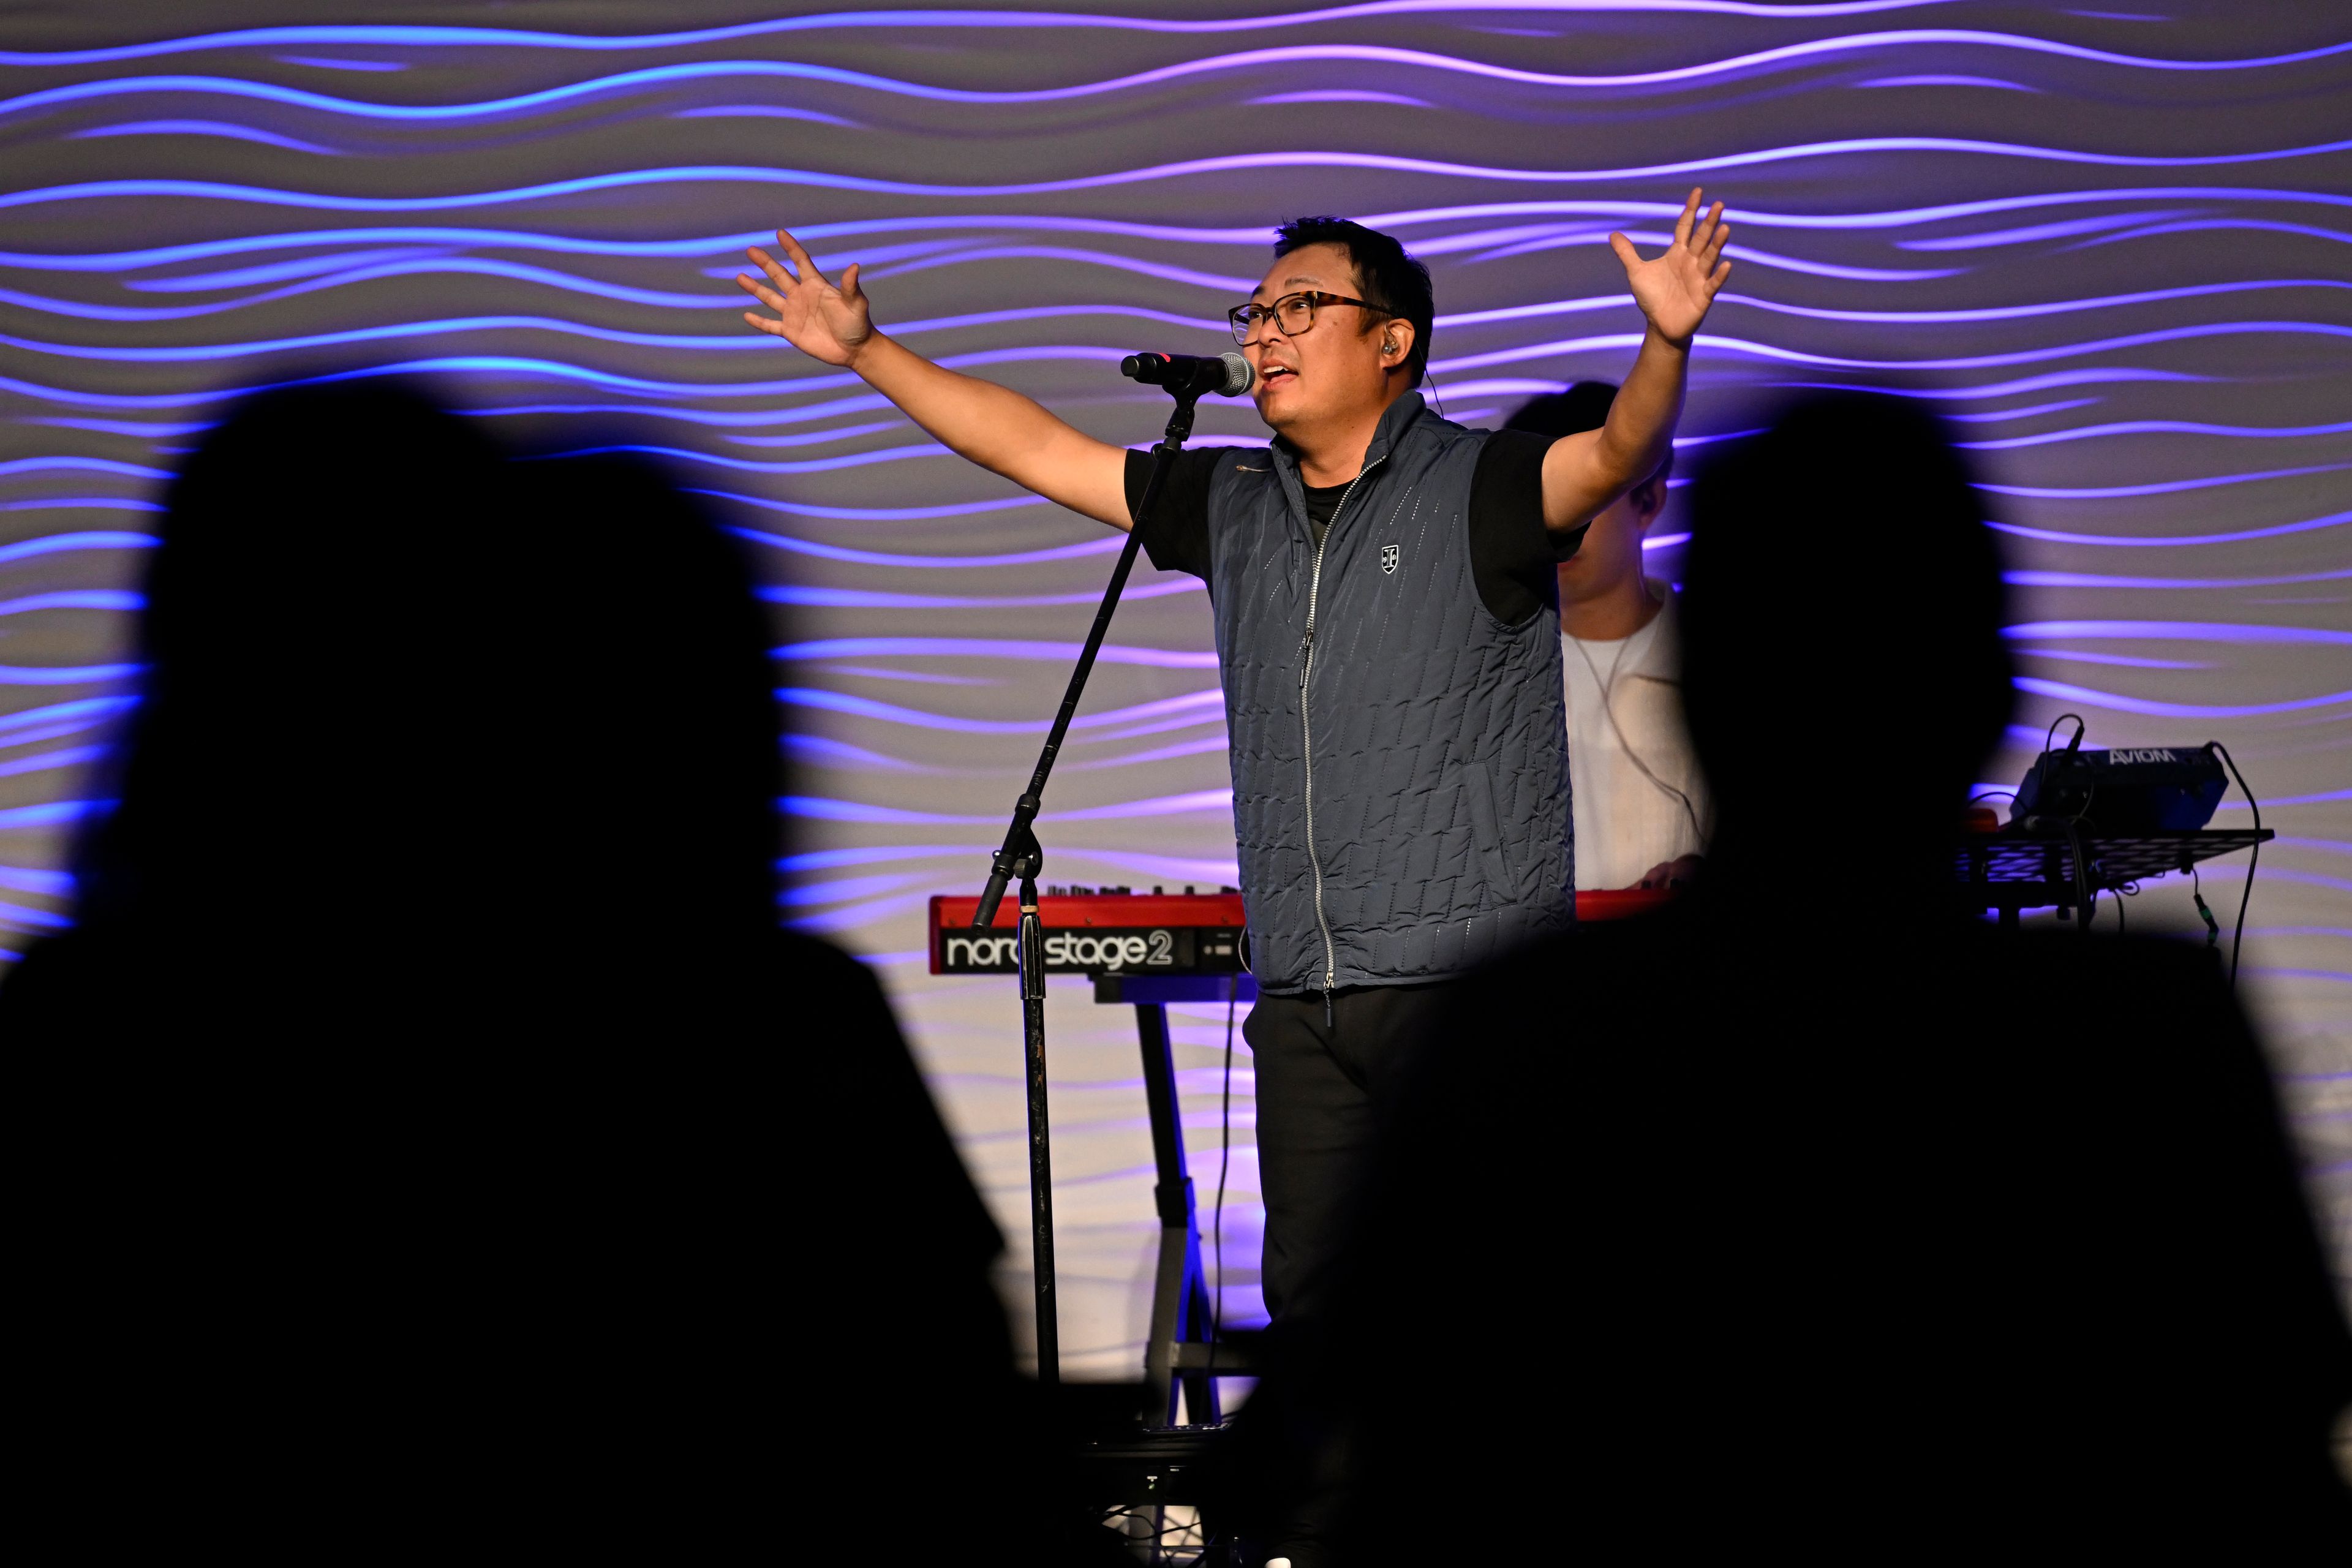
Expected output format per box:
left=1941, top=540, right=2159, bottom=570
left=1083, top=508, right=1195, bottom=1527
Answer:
left=1259, top=364, right=1299, bottom=390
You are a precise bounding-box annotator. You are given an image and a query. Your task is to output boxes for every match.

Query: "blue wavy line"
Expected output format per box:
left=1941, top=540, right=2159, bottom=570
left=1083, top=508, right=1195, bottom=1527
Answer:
left=546, top=440, right=953, bottom=477
left=2007, top=620, right=2352, bottom=646
left=1439, top=321, right=2352, bottom=379
left=1978, top=464, right=2352, bottom=500
left=0, top=456, right=171, bottom=479
left=2011, top=648, right=2212, bottom=671
left=0, top=898, right=71, bottom=929
left=717, top=420, right=906, bottom=451
left=1961, top=419, right=2352, bottom=451
left=8, top=318, right=2350, bottom=385
left=777, top=638, right=1219, bottom=669
left=1450, top=228, right=1956, bottom=280
left=9, top=140, right=2351, bottom=214
left=2068, top=218, right=2352, bottom=251
left=2008, top=567, right=2352, bottom=589
left=781, top=687, right=1221, bottom=736
left=10, top=32, right=2346, bottom=124
left=0, top=233, right=2011, bottom=323
left=64, top=118, right=343, bottom=155
left=1362, top=189, right=2352, bottom=235
left=0, top=6, right=2035, bottom=66
left=128, top=246, right=445, bottom=290
left=24, top=418, right=214, bottom=435
left=728, top=516, right=1118, bottom=565
left=13, top=190, right=2352, bottom=278
left=787, top=736, right=977, bottom=777
left=0, top=257, right=769, bottom=320
left=0, top=801, right=100, bottom=830
left=0, top=663, right=142, bottom=686
left=1985, top=508, right=2352, bottom=547
left=0, top=349, right=1121, bottom=407
left=274, top=55, right=407, bottom=73
left=0, top=314, right=804, bottom=360
left=1944, top=398, right=2099, bottom=423
left=0, top=745, right=107, bottom=783
left=1442, top=279, right=2352, bottom=335
left=1858, top=73, right=2038, bottom=91
left=0, top=310, right=1157, bottom=364
left=764, top=581, right=1202, bottom=609
left=836, top=244, right=1259, bottom=292
left=1066, top=735, right=1235, bottom=773
left=0, top=864, right=73, bottom=895
left=674, top=104, right=860, bottom=128
left=483, top=398, right=901, bottom=431
left=2013, top=676, right=2352, bottom=718
left=0, top=499, right=162, bottom=516
left=1902, top=211, right=2199, bottom=251
left=785, top=788, right=1232, bottom=826
left=0, top=720, right=116, bottom=753
left=0, top=698, right=135, bottom=739
left=1732, top=369, right=2214, bottom=401
left=0, top=592, right=141, bottom=617
left=0, top=531, right=160, bottom=566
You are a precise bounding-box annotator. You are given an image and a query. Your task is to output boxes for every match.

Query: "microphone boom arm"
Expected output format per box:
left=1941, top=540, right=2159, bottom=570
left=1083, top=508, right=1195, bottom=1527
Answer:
left=972, top=382, right=1218, bottom=928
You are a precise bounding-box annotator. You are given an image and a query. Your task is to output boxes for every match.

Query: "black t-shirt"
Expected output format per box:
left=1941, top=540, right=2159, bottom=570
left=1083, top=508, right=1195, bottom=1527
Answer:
left=1123, top=430, right=1585, bottom=625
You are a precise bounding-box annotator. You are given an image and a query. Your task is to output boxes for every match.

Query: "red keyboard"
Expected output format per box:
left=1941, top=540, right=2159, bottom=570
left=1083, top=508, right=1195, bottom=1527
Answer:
left=930, top=888, right=1246, bottom=976
left=929, top=884, right=1673, bottom=975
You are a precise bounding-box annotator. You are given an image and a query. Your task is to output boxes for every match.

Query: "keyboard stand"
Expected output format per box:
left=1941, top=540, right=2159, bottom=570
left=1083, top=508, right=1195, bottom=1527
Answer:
left=1093, top=971, right=1259, bottom=1427
left=1951, top=827, right=2272, bottom=927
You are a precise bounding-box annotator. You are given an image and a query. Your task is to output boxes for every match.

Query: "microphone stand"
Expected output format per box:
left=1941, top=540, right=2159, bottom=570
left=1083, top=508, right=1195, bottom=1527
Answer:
left=973, top=385, right=1205, bottom=1388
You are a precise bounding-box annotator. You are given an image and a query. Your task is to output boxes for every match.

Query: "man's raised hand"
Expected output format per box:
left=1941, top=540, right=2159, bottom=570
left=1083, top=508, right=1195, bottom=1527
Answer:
left=1609, top=189, right=1732, bottom=350
left=737, top=230, right=875, bottom=366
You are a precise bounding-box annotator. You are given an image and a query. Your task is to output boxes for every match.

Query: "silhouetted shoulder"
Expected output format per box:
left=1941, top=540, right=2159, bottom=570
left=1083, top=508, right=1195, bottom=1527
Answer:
left=0, top=933, right=100, bottom=1038
left=761, top=930, right=1005, bottom=1271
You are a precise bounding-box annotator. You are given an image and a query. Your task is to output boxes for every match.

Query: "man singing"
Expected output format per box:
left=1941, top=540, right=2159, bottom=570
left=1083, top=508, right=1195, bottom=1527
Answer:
left=737, top=192, right=1731, bottom=1325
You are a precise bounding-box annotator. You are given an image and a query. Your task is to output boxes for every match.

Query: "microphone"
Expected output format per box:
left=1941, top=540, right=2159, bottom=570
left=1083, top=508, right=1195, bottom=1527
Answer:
left=1121, top=350, right=1254, bottom=398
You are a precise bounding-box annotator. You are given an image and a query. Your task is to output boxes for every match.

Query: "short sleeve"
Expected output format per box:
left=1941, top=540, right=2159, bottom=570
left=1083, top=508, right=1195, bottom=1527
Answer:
left=1123, top=447, right=1224, bottom=581
left=1468, top=429, right=1583, bottom=625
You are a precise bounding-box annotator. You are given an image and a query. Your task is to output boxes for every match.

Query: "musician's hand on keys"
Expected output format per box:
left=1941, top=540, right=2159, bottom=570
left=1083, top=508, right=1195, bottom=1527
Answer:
left=737, top=228, right=875, bottom=367
left=1635, top=854, right=1705, bottom=891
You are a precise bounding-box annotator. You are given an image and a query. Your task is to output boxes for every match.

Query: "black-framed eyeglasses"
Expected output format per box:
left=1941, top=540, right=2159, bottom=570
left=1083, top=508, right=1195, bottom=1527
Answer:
left=1227, top=290, right=1387, bottom=346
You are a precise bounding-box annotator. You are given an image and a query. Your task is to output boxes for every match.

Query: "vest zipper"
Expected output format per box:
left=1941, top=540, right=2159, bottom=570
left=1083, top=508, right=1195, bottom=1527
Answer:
left=1297, top=455, right=1384, bottom=1025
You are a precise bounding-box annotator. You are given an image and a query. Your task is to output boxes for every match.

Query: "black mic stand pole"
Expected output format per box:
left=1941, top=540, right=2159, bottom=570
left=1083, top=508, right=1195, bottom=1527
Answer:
left=973, top=387, right=1205, bottom=1388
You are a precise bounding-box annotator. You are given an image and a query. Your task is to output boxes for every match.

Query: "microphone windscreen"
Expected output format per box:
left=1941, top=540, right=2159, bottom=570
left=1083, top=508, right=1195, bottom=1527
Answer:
left=1218, top=352, right=1254, bottom=396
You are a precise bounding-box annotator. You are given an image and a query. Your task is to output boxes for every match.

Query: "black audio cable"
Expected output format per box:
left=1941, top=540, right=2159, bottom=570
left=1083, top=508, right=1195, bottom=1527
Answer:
left=2204, top=741, right=2261, bottom=989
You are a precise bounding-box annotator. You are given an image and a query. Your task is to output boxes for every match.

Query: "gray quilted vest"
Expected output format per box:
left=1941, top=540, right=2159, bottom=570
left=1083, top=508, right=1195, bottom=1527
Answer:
left=1201, top=393, right=1573, bottom=995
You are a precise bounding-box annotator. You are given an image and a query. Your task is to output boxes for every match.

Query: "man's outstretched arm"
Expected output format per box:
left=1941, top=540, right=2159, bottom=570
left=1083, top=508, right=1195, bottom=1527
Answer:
left=737, top=230, right=1134, bottom=529
left=1540, top=189, right=1732, bottom=533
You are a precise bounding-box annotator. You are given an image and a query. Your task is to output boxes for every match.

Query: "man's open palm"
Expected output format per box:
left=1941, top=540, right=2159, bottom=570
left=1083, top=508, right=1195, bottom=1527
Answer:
left=1610, top=189, right=1732, bottom=349
left=737, top=230, right=873, bottom=366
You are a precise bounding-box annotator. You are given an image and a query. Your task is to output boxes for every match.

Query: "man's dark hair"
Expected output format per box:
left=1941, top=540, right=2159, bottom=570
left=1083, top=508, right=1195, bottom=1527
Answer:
left=1273, top=216, right=1434, bottom=387
left=1504, top=381, right=1674, bottom=490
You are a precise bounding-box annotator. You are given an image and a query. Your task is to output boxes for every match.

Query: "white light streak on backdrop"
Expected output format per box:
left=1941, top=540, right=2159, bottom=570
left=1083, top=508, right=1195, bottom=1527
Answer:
left=1, top=1, right=2346, bottom=1368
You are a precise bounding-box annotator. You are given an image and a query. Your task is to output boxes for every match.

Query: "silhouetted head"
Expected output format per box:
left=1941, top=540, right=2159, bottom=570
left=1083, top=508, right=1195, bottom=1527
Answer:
left=518, top=450, right=782, bottom=942
left=1679, top=392, right=2012, bottom=882
left=73, top=383, right=782, bottom=971
left=1506, top=382, right=1674, bottom=618
left=75, top=379, right=518, bottom=935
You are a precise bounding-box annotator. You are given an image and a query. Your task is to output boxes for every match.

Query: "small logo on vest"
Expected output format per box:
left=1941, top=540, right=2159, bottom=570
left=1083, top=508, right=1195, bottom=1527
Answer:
left=1381, top=543, right=1400, bottom=575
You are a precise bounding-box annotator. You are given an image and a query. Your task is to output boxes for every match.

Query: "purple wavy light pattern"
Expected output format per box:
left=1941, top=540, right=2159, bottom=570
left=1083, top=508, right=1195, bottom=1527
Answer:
left=2, top=1, right=2345, bottom=1366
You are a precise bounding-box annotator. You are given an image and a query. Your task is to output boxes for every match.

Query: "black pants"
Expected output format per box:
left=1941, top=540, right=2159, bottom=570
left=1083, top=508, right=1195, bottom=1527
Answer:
left=1245, top=978, right=1466, bottom=1324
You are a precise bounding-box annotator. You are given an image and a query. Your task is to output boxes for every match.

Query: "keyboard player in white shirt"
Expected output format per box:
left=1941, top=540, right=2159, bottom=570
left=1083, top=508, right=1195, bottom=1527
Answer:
left=1506, top=383, right=1713, bottom=891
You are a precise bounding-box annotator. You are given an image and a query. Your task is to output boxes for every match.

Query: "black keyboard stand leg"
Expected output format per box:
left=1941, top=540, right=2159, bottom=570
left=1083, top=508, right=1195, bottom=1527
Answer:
left=1135, top=1000, right=1220, bottom=1428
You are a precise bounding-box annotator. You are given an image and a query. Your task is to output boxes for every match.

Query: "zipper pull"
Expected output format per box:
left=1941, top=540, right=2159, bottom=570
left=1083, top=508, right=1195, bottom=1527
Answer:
left=1297, top=628, right=1314, bottom=689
